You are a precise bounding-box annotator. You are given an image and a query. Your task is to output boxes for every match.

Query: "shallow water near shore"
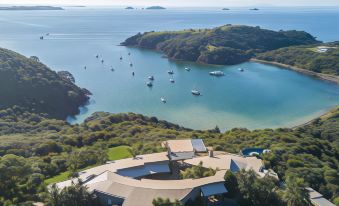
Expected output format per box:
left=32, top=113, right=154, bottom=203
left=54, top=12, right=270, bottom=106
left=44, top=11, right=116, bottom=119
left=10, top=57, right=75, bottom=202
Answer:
left=0, top=7, right=338, bottom=130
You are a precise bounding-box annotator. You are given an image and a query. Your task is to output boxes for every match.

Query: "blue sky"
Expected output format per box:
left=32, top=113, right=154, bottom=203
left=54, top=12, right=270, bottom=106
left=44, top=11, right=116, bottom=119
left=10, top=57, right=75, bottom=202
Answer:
left=2, top=0, right=339, bottom=7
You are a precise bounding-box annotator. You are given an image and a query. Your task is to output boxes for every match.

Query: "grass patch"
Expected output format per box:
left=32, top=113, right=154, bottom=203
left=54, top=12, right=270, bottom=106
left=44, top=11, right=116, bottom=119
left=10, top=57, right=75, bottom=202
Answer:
left=44, top=146, right=132, bottom=184
left=107, top=145, right=132, bottom=160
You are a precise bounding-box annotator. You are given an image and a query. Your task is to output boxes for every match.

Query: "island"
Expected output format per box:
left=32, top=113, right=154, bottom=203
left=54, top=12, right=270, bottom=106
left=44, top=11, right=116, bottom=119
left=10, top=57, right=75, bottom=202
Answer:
left=250, top=8, right=259, bottom=10
left=121, top=25, right=319, bottom=65
left=146, top=6, right=166, bottom=9
left=222, top=8, right=230, bottom=10
left=0, top=6, right=64, bottom=10
left=0, top=47, right=89, bottom=119
left=125, top=6, right=135, bottom=9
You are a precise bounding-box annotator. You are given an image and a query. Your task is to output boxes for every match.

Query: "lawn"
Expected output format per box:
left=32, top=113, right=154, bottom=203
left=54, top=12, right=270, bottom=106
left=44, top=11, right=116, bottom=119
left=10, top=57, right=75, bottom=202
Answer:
left=107, top=145, right=132, bottom=160
left=45, top=146, right=132, bottom=184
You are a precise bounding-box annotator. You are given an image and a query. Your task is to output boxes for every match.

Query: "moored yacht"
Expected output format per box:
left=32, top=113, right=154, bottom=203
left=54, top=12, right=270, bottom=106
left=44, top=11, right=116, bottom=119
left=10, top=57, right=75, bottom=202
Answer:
left=148, top=76, right=154, bottom=81
left=146, top=81, right=153, bottom=87
left=167, top=70, right=174, bottom=75
left=185, top=67, right=191, bottom=71
left=209, top=71, right=224, bottom=76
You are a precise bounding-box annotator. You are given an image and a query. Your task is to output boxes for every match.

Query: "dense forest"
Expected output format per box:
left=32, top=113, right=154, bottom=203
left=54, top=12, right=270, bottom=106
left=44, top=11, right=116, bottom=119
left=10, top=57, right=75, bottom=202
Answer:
left=256, top=42, right=339, bottom=75
left=0, top=48, right=90, bottom=119
left=121, top=25, right=319, bottom=65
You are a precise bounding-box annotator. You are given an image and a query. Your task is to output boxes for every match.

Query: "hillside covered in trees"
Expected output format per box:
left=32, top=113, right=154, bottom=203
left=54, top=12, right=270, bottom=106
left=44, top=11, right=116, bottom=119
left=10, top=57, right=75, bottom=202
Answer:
left=121, top=25, right=319, bottom=65
left=255, top=42, right=339, bottom=75
left=0, top=106, right=338, bottom=205
left=0, top=48, right=90, bottom=119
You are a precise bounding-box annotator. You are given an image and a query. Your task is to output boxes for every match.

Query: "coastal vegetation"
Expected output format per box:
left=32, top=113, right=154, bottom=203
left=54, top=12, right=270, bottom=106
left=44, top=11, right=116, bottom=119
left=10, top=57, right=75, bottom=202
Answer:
left=121, top=25, right=319, bottom=65
left=0, top=105, right=338, bottom=205
left=256, top=42, right=339, bottom=75
left=146, top=6, right=166, bottom=9
left=0, top=48, right=90, bottom=119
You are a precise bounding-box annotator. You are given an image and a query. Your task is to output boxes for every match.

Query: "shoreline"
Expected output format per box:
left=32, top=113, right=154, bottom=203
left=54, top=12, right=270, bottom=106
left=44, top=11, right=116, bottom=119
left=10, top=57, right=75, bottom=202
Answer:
left=251, top=58, right=339, bottom=85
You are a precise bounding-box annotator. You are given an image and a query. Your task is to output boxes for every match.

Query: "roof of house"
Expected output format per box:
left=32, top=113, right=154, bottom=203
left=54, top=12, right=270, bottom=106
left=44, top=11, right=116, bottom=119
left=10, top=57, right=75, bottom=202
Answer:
left=184, top=153, right=265, bottom=176
left=307, top=187, right=335, bottom=206
left=85, top=170, right=226, bottom=206
left=164, top=140, right=194, bottom=153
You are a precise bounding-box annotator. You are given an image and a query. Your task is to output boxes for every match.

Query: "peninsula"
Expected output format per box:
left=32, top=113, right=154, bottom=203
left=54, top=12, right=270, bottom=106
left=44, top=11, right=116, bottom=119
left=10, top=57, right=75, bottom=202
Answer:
left=0, top=6, right=64, bottom=10
left=0, top=48, right=89, bottom=119
left=121, top=25, right=319, bottom=65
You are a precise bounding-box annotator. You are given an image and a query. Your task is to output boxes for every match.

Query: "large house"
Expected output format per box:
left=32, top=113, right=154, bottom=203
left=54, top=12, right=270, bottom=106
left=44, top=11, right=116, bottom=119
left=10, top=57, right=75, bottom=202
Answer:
left=55, top=139, right=276, bottom=206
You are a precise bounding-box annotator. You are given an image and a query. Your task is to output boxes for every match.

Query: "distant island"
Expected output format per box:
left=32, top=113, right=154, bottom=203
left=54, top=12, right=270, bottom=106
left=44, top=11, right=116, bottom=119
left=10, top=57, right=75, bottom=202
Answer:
left=146, top=6, right=166, bottom=10
left=122, top=25, right=318, bottom=65
left=222, top=8, right=230, bottom=10
left=125, top=6, right=134, bottom=9
left=250, top=8, right=259, bottom=10
left=0, top=6, right=64, bottom=10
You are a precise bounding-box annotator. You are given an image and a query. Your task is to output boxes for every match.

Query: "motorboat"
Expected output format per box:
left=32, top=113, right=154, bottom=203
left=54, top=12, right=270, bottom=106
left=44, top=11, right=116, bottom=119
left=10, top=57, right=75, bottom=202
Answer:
left=185, top=67, right=191, bottom=71
left=191, top=89, right=201, bottom=96
left=238, top=68, right=244, bottom=72
left=160, top=97, right=166, bottom=103
left=170, top=78, right=175, bottom=83
left=209, top=71, right=224, bottom=76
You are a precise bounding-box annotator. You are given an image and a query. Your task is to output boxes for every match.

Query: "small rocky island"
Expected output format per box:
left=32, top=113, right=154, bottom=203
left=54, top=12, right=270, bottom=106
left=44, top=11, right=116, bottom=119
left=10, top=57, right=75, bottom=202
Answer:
left=125, top=6, right=135, bottom=10
left=146, top=6, right=166, bottom=9
left=122, top=25, right=319, bottom=65
left=0, top=6, right=64, bottom=10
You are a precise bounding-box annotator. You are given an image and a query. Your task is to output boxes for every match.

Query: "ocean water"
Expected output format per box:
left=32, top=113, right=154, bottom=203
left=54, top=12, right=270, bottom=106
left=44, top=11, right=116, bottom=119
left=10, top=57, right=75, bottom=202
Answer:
left=0, top=7, right=338, bottom=130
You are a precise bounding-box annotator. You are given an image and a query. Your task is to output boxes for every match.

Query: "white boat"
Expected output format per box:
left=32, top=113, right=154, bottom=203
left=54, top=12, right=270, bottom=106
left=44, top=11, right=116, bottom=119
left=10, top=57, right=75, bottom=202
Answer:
left=167, top=70, right=174, bottom=75
left=148, top=76, right=154, bottom=81
left=191, top=89, right=201, bottom=96
left=185, top=67, right=191, bottom=71
left=238, top=68, right=244, bottom=72
left=160, top=97, right=166, bottom=103
left=170, top=78, right=175, bottom=83
left=209, top=71, right=224, bottom=76
left=146, top=81, right=153, bottom=87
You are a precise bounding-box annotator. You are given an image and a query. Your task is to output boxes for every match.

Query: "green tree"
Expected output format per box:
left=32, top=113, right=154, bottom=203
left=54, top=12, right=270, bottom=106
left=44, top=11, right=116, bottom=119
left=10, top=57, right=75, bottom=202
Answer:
left=152, top=197, right=183, bottom=206
left=283, top=176, right=311, bottom=206
left=224, top=170, right=238, bottom=197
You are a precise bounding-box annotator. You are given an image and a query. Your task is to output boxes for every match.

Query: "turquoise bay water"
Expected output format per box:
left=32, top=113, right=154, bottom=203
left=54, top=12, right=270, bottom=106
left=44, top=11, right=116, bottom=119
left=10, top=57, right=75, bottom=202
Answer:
left=0, top=7, right=338, bottom=130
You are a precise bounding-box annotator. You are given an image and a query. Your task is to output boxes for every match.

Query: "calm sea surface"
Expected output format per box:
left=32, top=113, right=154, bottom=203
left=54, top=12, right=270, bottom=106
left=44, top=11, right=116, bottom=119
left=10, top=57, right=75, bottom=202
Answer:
left=0, top=7, right=338, bottom=130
